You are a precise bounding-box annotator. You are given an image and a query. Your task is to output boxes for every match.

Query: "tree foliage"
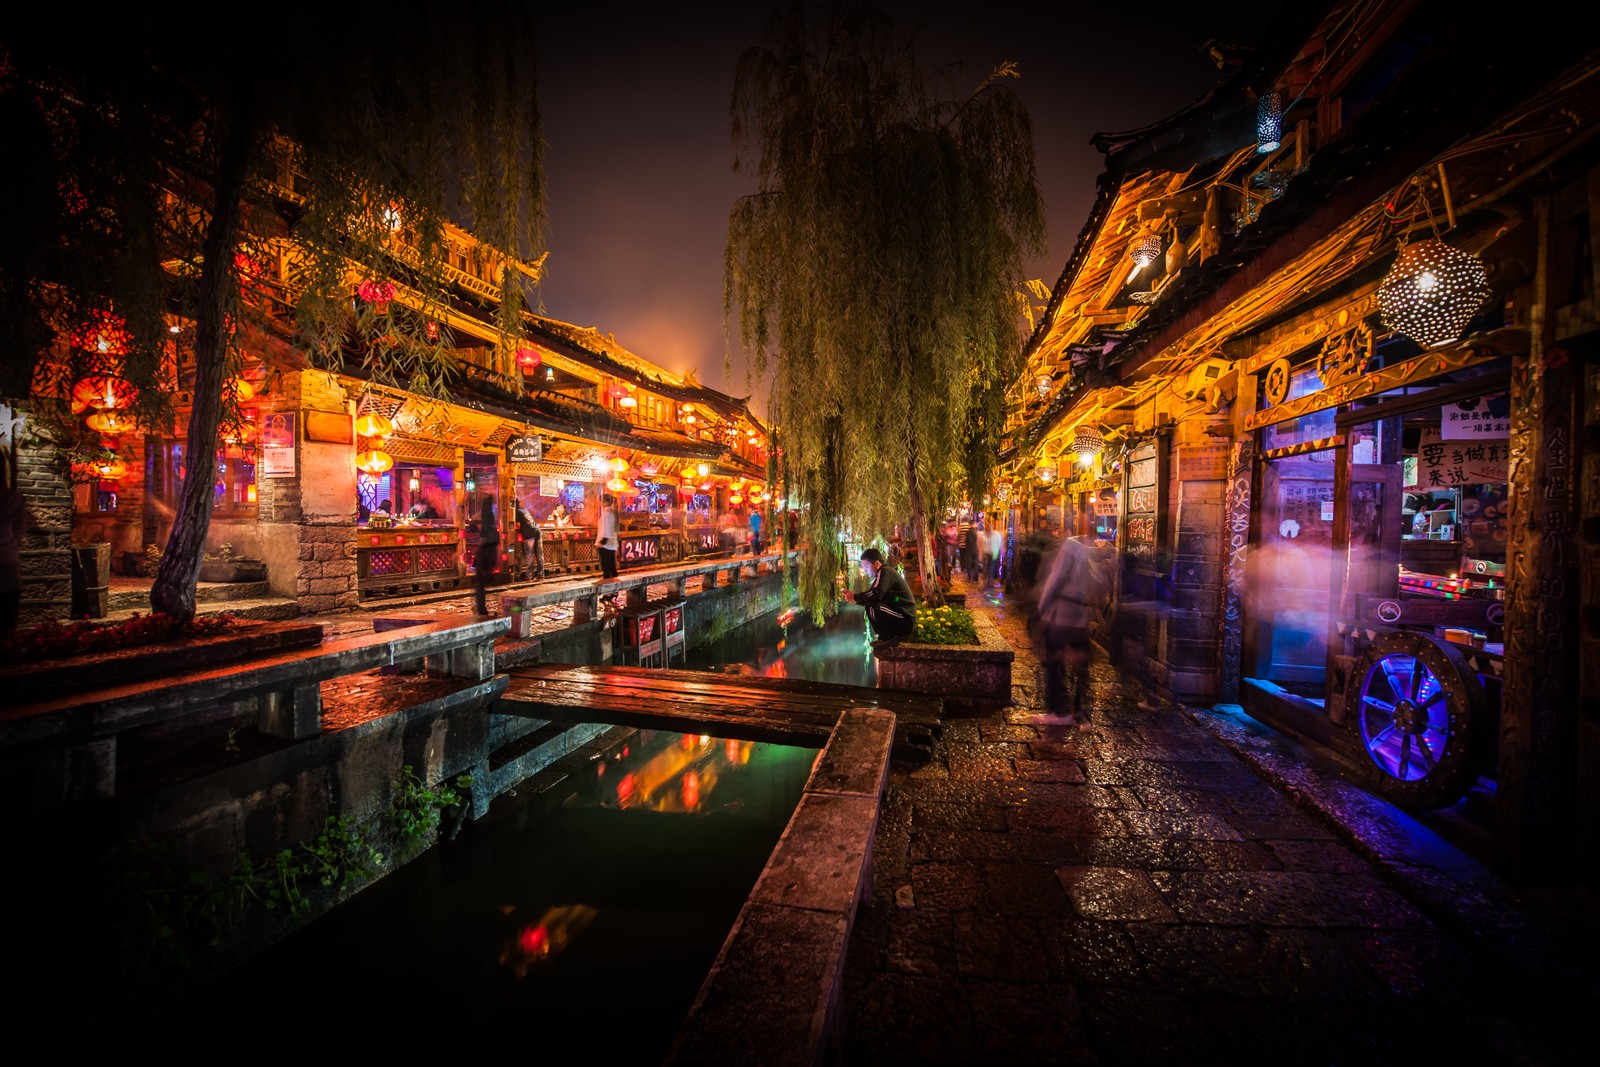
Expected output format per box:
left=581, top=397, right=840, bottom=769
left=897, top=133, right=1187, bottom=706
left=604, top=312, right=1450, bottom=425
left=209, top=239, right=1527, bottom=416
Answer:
left=724, top=1, right=1045, bottom=621
left=1, top=4, right=544, bottom=619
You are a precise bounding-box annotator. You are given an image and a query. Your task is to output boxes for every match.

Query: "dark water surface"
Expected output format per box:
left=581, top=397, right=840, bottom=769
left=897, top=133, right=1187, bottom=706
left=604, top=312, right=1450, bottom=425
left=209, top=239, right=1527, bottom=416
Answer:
left=156, top=606, right=872, bottom=1055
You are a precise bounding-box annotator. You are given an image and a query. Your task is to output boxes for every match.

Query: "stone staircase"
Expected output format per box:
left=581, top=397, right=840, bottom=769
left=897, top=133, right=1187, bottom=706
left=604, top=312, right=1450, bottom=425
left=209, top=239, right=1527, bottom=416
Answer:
left=103, top=579, right=300, bottom=623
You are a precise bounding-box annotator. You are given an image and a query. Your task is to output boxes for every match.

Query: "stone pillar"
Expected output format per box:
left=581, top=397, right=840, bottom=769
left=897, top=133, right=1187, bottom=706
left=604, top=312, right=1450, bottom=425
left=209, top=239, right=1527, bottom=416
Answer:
left=3, top=403, right=73, bottom=625
left=287, top=371, right=359, bottom=614
left=1219, top=373, right=1258, bottom=703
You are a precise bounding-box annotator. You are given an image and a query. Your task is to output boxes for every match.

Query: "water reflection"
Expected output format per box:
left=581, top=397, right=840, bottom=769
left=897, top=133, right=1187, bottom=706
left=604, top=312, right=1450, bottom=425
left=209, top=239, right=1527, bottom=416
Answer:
left=165, top=727, right=815, bottom=1057
left=684, top=603, right=877, bottom=687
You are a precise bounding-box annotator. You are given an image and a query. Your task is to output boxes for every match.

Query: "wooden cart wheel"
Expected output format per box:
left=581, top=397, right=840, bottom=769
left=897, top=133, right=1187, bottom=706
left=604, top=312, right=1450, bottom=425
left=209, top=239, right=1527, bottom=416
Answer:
left=1347, top=630, right=1489, bottom=808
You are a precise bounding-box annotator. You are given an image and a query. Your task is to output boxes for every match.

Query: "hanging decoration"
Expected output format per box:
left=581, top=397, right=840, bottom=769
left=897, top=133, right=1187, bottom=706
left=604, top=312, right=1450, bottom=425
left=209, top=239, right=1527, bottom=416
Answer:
left=407, top=473, right=421, bottom=492
left=729, top=491, right=743, bottom=506
left=465, top=470, right=477, bottom=492
left=515, top=345, right=542, bottom=370
left=1034, top=464, right=1058, bottom=485
left=609, top=383, right=630, bottom=400
left=1377, top=239, right=1491, bottom=348
left=223, top=376, right=256, bottom=402
left=357, top=279, right=397, bottom=310
left=608, top=456, right=628, bottom=473
left=638, top=460, right=660, bottom=477
left=85, top=410, right=135, bottom=435
left=682, top=465, right=698, bottom=481
left=70, top=311, right=133, bottom=356
left=92, top=454, right=128, bottom=481
left=355, top=449, right=394, bottom=474
left=697, top=463, right=709, bottom=478
left=618, top=390, right=637, bottom=409
left=606, top=475, right=629, bottom=494
left=70, top=375, right=138, bottom=413
left=1071, top=425, right=1105, bottom=465
left=1130, top=234, right=1163, bottom=269
left=995, top=482, right=1013, bottom=502
left=1034, top=373, right=1052, bottom=398
left=1256, top=90, right=1283, bottom=153
left=354, top=412, right=394, bottom=438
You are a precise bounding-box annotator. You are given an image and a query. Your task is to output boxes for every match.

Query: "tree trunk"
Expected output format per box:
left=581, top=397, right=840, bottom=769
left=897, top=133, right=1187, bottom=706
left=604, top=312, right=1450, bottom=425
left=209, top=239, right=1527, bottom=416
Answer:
left=906, top=443, right=944, bottom=609
left=150, top=84, right=257, bottom=621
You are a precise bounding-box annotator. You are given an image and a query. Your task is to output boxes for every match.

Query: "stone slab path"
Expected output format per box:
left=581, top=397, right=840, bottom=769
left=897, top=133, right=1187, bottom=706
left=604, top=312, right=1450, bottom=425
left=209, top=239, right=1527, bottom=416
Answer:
left=837, top=581, right=1598, bottom=1066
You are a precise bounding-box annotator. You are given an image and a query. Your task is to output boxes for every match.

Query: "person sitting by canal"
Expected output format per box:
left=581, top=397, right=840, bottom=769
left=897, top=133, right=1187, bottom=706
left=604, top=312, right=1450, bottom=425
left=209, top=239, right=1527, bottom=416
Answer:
left=595, top=493, right=620, bottom=581
left=846, top=546, right=916, bottom=645
left=515, top=499, right=544, bottom=581
left=472, top=496, right=500, bottom=615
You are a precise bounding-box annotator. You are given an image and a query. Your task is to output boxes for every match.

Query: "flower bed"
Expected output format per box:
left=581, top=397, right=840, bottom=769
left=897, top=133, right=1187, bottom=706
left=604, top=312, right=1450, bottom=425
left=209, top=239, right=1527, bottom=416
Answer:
left=874, top=608, right=1013, bottom=712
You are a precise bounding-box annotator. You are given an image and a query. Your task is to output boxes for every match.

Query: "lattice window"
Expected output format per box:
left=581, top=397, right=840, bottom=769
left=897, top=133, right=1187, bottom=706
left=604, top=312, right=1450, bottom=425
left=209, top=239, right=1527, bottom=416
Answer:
left=417, top=546, right=457, bottom=574
left=367, top=549, right=413, bottom=577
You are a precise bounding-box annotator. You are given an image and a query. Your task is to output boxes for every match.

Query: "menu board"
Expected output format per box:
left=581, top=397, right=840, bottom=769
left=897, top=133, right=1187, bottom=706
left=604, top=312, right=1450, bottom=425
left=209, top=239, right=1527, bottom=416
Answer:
left=1407, top=428, right=1508, bottom=488
left=1124, top=447, right=1158, bottom=561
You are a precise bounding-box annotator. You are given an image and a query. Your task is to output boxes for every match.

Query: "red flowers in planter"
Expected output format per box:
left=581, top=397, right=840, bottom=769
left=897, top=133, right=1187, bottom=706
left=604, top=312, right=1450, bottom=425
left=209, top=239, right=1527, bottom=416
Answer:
left=0, top=612, right=237, bottom=666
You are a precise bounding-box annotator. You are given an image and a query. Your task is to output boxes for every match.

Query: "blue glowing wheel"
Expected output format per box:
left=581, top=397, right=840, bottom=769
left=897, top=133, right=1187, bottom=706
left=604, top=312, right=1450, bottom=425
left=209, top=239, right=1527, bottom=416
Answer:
left=1350, top=630, right=1488, bottom=808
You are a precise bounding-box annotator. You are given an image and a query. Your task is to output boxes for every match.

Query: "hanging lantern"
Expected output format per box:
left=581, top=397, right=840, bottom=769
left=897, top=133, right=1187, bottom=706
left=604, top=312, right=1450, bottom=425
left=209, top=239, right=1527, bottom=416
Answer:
left=71, top=375, right=137, bottom=413
left=682, top=465, right=698, bottom=481
left=1034, top=373, right=1053, bottom=398
left=996, top=482, right=1013, bottom=502
left=729, top=492, right=743, bottom=506
left=618, top=392, right=637, bottom=409
left=1378, top=239, right=1491, bottom=348
left=609, top=383, right=630, bottom=400
left=70, top=311, right=133, bottom=356
left=465, top=470, right=477, bottom=492
left=684, top=412, right=695, bottom=424
left=545, top=366, right=555, bottom=381
left=357, top=279, right=397, bottom=306
left=678, top=481, right=695, bottom=496
left=354, top=412, right=394, bottom=438
left=1256, top=90, right=1283, bottom=154
left=425, top=321, right=440, bottom=341
left=1035, top=464, right=1058, bottom=485
left=697, top=463, right=709, bottom=478
left=516, top=346, right=542, bottom=370
left=1130, top=234, right=1163, bottom=269
left=609, top=456, right=628, bottom=473
left=408, top=473, right=420, bottom=492
left=1071, top=425, right=1105, bottom=466
left=606, top=475, right=628, bottom=494
left=85, top=410, right=135, bottom=434
left=246, top=484, right=258, bottom=504
left=355, top=449, right=394, bottom=474
left=223, top=377, right=256, bottom=402
left=638, top=460, right=660, bottom=477
left=93, top=455, right=128, bottom=481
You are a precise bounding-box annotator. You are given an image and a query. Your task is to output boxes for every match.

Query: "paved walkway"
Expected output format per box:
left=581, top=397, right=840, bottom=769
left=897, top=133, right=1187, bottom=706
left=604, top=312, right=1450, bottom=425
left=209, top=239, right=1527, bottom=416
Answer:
left=837, top=579, right=1597, bottom=1065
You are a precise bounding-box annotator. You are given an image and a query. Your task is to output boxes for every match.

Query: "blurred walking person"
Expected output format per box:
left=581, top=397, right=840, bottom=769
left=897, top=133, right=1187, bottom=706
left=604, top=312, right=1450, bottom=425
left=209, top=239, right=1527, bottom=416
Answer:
left=1034, top=534, right=1107, bottom=729
left=471, top=496, right=500, bottom=615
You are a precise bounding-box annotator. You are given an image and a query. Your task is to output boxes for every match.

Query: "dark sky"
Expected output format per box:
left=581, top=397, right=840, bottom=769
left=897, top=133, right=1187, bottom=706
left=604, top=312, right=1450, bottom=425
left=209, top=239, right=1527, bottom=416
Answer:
left=532, top=3, right=1284, bottom=412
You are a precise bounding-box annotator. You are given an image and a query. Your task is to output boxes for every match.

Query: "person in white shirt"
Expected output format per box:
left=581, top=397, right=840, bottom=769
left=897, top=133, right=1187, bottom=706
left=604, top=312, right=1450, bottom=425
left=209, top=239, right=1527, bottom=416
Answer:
left=595, top=493, right=620, bottom=580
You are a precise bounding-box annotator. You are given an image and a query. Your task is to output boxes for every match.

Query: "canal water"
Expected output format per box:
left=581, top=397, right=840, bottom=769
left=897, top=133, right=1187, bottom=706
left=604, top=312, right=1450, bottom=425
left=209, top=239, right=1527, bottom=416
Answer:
left=157, top=604, right=875, bottom=1056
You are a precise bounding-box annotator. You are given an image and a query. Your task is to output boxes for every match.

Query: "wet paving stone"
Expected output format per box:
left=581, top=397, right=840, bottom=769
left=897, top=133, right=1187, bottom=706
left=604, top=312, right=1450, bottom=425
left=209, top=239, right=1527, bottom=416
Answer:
left=1057, top=867, right=1177, bottom=922
left=1006, top=804, right=1131, bottom=837
left=1015, top=758, right=1088, bottom=783
left=1077, top=837, right=1283, bottom=873
left=953, top=911, right=1056, bottom=983
left=966, top=981, right=1097, bottom=1065
left=977, top=722, right=1043, bottom=742
left=909, top=861, right=990, bottom=910
left=1259, top=838, right=1372, bottom=873
left=1118, top=811, right=1246, bottom=841
left=1148, top=870, right=1435, bottom=930
left=911, top=829, right=1091, bottom=866
left=912, top=801, right=1009, bottom=833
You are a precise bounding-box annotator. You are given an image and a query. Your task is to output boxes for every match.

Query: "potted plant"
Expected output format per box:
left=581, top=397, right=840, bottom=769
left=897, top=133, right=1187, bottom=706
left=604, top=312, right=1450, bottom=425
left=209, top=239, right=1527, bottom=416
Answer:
left=198, top=543, right=268, bottom=583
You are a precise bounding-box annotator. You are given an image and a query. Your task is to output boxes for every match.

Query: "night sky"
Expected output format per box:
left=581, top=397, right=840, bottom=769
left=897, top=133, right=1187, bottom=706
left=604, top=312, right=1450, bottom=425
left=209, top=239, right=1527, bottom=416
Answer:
left=532, top=3, right=1288, bottom=411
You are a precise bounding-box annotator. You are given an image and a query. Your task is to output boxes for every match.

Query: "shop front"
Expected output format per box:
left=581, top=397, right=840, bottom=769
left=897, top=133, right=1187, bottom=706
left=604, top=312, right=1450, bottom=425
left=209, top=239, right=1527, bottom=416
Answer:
left=355, top=434, right=465, bottom=598
left=1240, top=356, right=1513, bottom=810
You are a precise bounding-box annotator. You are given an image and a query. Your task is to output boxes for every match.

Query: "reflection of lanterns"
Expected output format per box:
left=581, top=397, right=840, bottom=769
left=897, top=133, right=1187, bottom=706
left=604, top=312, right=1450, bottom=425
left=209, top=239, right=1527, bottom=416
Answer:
left=355, top=449, right=393, bottom=474
left=1378, top=239, right=1491, bottom=348
left=85, top=410, right=134, bottom=434
left=1256, top=90, right=1282, bottom=153
left=516, top=346, right=542, bottom=370
left=71, top=375, right=137, bottom=412
left=1130, top=234, right=1163, bottom=269
left=1035, top=373, right=1052, bottom=398
left=1071, top=425, right=1104, bottom=466
left=354, top=412, right=394, bottom=438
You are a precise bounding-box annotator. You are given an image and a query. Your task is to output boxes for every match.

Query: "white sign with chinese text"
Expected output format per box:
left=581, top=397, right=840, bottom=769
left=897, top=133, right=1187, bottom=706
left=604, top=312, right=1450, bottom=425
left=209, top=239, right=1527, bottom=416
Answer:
left=1441, top=394, right=1510, bottom=439
left=1407, top=428, right=1508, bottom=488
left=538, top=476, right=563, bottom=498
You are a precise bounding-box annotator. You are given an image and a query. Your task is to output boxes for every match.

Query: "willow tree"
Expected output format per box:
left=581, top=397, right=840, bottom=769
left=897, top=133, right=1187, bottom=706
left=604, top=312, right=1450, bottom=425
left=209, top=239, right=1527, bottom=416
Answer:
left=1, top=4, right=543, bottom=620
left=725, top=2, right=1044, bottom=621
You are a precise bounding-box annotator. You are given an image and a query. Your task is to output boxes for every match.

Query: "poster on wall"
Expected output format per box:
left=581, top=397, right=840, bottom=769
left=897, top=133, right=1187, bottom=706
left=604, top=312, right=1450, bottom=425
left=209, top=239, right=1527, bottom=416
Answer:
left=539, top=476, right=563, bottom=498
left=261, top=412, right=296, bottom=477
left=1406, top=428, right=1508, bottom=488
left=1128, top=456, right=1157, bottom=488
left=1441, top=393, right=1510, bottom=439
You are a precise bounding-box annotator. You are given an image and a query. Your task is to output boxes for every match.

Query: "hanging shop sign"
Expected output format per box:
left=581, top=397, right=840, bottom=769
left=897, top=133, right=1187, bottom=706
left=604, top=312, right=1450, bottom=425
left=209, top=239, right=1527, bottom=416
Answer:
left=506, top=435, right=544, bottom=464
left=1441, top=393, right=1510, bottom=439
left=1406, top=428, right=1508, bottom=488
left=261, top=412, right=296, bottom=478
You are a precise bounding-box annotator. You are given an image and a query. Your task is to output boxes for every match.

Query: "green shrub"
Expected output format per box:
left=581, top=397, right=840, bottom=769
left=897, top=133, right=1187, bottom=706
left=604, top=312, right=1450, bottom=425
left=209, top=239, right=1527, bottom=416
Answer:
left=910, top=604, right=978, bottom=645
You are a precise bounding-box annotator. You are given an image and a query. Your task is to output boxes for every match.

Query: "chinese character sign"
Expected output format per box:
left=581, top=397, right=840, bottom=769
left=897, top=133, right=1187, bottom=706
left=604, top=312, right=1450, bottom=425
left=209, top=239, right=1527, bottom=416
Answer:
left=1441, top=393, right=1510, bottom=439
left=1406, top=428, right=1508, bottom=488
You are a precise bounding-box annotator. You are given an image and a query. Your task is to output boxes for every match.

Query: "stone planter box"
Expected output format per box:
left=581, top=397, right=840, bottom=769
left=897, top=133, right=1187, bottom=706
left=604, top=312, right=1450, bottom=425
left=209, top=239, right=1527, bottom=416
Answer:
left=872, top=611, right=1012, bottom=712
left=199, top=558, right=268, bottom=583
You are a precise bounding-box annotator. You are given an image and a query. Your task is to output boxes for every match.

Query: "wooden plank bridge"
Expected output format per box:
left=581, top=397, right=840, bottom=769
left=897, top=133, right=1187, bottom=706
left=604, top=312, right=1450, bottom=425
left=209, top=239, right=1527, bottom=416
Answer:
left=498, top=663, right=941, bottom=759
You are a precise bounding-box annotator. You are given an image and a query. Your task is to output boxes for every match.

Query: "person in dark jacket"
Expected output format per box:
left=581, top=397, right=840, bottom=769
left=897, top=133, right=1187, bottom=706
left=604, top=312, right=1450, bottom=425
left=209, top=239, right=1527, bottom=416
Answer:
left=846, top=546, right=917, bottom=643
left=472, top=497, right=500, bottom=615
left=514, top=499, right=544, bottom=581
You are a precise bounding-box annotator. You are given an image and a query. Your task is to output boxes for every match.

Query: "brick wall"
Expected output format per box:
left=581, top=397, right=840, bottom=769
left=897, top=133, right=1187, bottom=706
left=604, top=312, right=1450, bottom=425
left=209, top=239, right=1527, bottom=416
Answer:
left=5, top=405, right=73, bottom=625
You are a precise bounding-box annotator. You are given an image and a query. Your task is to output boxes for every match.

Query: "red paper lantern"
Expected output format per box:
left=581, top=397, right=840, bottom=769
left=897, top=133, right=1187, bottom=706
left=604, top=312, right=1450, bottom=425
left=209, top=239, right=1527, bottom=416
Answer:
left=85, top=410, right=135, bottom=434
left=516, top=346, right=542, bottom=370
left=70, top=311, right=132, bottom=356
left=357, top=279, right=397, bottom=306
left=71, top=376, right=138, bottom=413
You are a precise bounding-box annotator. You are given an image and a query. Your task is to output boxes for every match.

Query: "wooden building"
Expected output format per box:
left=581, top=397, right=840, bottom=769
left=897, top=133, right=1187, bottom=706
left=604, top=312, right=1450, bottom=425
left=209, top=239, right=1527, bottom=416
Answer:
left=1002, top=0, right=1599, bottom=884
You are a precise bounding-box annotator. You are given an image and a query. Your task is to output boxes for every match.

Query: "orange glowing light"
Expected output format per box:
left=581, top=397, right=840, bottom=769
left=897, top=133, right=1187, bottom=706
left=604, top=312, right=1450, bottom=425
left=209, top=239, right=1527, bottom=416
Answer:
left=354, top=412, right=394, bottom=438
left=71, top=376, right=137, bottom=413
left=246, top=484, right=258, bottom=504
left=608, top=456, right=628, bottom=473
left=85, top=411, right=133, bottom=434
left=681, top=770, right=701, bottom=810
left=355, top=449, right=394, bottom=474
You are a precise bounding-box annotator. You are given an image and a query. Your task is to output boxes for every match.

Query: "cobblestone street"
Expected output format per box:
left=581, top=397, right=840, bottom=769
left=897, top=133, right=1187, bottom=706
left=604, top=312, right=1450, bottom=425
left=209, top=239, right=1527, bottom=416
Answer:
left=838, top=583, right=1597, bottom=1066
